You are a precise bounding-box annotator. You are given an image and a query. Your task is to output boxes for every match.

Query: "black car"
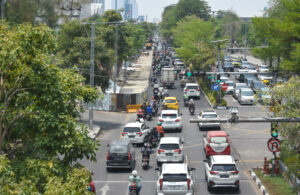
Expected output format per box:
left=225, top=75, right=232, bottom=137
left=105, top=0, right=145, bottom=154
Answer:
left=106, top=140, right=135, bottom=171
left=223, top=62, right=234, bottom=72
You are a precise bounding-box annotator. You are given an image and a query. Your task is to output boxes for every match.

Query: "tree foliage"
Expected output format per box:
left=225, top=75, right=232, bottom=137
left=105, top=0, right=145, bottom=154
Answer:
left=172, top=16, right=215, bottom=70
left=252, top=0, right=300, bottom=71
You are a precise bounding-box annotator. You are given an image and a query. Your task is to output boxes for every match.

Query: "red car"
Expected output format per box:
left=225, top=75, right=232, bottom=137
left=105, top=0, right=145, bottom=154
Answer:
left=204, top=131, right=230, bottom=156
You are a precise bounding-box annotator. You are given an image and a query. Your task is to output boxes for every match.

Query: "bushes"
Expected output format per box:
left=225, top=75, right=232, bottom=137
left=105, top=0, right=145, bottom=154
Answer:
left=199, top=78, right=227, bottom=106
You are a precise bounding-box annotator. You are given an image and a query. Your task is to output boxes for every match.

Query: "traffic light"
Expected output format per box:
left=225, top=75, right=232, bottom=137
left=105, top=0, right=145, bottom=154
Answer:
left=217, top=74, right=221, bottom=83
left=271, top=122, right=278, bottom=138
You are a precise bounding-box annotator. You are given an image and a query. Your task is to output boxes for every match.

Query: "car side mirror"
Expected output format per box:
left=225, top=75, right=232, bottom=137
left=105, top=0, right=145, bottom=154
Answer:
left=107, top=144, right=110, bottom=147
left=235, top=159, right=239, bottom=162
left=190, top=168, right=196, bottom=171
left=180, top=113, right=183, bottom=116
left=203, top=160, right=207, bottom=163
left=155, top=168, right=160, bottom=172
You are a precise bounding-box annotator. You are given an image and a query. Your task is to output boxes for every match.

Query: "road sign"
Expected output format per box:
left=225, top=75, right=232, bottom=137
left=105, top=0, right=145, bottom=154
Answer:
left=267, top=138, right=280, bottom=153
left=221, top=83, right=228, bottom=90
left=212, top=83, right=220, bottom=91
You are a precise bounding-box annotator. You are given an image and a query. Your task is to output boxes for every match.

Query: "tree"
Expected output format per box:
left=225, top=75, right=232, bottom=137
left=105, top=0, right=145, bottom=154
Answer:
left=0, top=22, right=99, bottom=164
left=172, top=15, right=215, bottom=70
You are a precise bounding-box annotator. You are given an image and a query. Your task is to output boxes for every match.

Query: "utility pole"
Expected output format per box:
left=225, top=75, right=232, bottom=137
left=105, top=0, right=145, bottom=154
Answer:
left=89, top=23, right=95, bottom=130
left=1, top=0, right=6, bottom=23
left=243, top=23, right=248, bottom=60
left=113, top=24, right=119, bottom=93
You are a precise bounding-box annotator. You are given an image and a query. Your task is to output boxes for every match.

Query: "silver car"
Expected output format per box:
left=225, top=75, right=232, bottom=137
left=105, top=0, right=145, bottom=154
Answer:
left=198, top=110, right=220, bottom=130
left=156, top=163, right=195, bottom=195
left=204, top=155, right=240, bottom=191
left=238, top=88, right=255, bottom=105
left=156, top=137, right=184, bottom=166
left=233, top=83, right=247, bottom=99
left=121, top=122, right=150, bottom=145
left=159, top=110, right=182, bottom=131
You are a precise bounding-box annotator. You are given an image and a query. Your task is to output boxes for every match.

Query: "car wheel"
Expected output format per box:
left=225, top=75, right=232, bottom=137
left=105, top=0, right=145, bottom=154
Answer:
left=157, top=161, right=161, bottom=166
left=178, top=127, right=182, bottom=132
left=207, top=183, right=211, bottom=191
left=199, top=125, right=202, bottom=131
left=106, top=167, right=111, bottom=172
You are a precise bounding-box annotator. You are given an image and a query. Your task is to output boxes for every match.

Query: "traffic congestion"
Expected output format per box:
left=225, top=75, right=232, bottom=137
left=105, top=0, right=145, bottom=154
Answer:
left=84, top=38, right=270, bottom=195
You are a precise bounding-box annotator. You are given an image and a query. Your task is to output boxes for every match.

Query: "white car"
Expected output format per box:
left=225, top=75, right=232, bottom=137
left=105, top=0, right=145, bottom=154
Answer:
left=156, top=163, right=195, bottom=195
left=121, top=122, right=150, bottom=145
left=159, top=110, right=182, bottom=131
left=224, top=81, right=234, bottom=94
left=156, top=137, right=184, bottom=166
left=238, top=88, right=255, bottom=105
left=204, top=155, right=240, bottom=191
left=184, top=83, right=200, bottom=99
left=233, top=83, right=247, bottom=99
left=219, top=76, right=229, bottom=85
left=198, top=110, right=220, bottom=130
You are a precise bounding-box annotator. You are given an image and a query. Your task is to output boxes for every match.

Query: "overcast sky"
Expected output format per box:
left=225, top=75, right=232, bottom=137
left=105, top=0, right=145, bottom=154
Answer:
left=105, top=0, right=269, bottom=22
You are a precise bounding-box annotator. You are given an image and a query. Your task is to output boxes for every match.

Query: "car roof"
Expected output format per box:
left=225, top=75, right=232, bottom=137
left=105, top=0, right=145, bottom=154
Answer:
left=235, top=83, right=247, bottom=86
left=124, top=122, right=143, bottom=128
left=211, top=155, right=236, bottom=164
left=225, top=80, right=234, bottom=83
left=164, top=97, right=177, bottom=100
left=162, top=163, right=188, bottom=174
left=207, top=131, right=228, bottom=137
left=240, top=88, right=253, bottom=92
left=161, top=110, right=178, bottom=114
left=186, top=83, right=198, bottom=86
left=202, top=110, right=217, bottom=114
left=110, top=140, right=130, bottom=147
left=160, top=137, right=180, bottom=144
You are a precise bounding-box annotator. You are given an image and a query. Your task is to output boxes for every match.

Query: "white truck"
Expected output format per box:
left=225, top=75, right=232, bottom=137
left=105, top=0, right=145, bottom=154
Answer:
left=160, top=67, right=175, bottom=88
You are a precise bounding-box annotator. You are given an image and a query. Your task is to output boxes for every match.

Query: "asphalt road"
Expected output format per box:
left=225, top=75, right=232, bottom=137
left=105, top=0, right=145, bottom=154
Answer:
left=79, top=71, right=274, bottom=194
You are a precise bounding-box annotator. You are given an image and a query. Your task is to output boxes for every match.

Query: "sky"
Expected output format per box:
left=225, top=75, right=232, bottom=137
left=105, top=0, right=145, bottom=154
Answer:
left=105, top=0, right=269, bottom=22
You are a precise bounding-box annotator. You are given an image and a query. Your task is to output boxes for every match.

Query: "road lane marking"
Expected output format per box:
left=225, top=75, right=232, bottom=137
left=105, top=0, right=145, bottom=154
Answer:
left=182, top=159, right=264, bottom=164
left=184, top=143, right=203, bottom=149
left=94, top=180, right=156, bottom=183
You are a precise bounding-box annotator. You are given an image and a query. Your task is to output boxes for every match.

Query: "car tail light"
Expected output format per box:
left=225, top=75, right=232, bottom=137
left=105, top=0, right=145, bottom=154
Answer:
left=174, top=149, right=181, bottom=154
left=175, top=119, right=180, bottom=122
left=122, top=132, right=127, bottom=136
left=196, top=89, right=200, bottom=91
left=159, top=119, right=164, bottom=122
left=206, top=144, right=213, bottom=155
left=136, top=132, right=142, bottom=137
left=159, top=179, right=163, bottom=190
left=175, top=103, right=178, bottom=105
left=235, top=180, right=240, bottom=186
left=106, top=152, right=109, bottom=160
left=224, top=145, right=231, bottom=154
left=231, top=171, right=239, bottom=175
left=210, top=171, right=219, bottom=175
left=128, top=152, right=131, bottom=160
left=185, top=89, right=189, bottom=92
left=158, top=149, right=165, bottom=154
left=187, top=179, right=191, bottom=190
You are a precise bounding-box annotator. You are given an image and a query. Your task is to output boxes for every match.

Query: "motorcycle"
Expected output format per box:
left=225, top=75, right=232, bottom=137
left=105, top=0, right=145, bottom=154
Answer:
left=141, top=155, right=149, bottom=170
left=146, top=113, right=152, bottom=121
left=189, top=105, right=195, bottom=115
left=129, top=182, right=139, bottom=195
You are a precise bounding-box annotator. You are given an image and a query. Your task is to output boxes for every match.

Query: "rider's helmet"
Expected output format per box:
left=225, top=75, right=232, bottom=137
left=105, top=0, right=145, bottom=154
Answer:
left=190, top=98, right=194, bottom=102
left=152, top=97, right=154, bottom=100
left=132, top=170, right=138, bottom=177
left=137, top=109, right=142, bottom=113
left=157, top=122, right=162, bottom=126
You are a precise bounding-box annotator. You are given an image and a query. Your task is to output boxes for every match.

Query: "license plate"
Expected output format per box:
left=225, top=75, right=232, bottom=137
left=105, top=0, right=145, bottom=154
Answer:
left=169, top=185, right=180, bottom=190
left=129, top=135, right=135, bottom=138
left=166, top=153, right=173, bottom=156
left=114, top=158, right=122, bottom=161
left=220, top=174, right=229, bottom=178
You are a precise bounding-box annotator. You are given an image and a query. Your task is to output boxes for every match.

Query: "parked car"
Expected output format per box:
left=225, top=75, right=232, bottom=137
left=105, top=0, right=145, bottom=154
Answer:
left=163, top=97, right=179, bottom=110
left=233, top=83, right=247, bottom=99
left=204, top=131, right=230, bottom=157
left=121, top=122, right=150, bottom=145
left=238, top=88, right=255, bottom=105
left=224, top=81, right=234, bottom=94
left=183, top=83, right=200, bottom=100
left=159, top=110, right=182, bottom=131
left=198, top=110, right=220, bottom=130
left=156, top=137, right=184, bottom=166
left=106, top=140, right=135, bottom=171
left=204, top=155, right=240, bottom=191
left=250, top=80, right=266, bottom=93
left=156, top=163, right=195, bottom=195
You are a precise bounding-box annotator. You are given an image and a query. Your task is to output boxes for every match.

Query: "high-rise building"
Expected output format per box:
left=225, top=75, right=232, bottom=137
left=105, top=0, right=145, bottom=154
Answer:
left=124, top=0, right=138, bottom=20
left=111, top=0, right=126, bottom=12
left=80, top=0, right=105, bottom=20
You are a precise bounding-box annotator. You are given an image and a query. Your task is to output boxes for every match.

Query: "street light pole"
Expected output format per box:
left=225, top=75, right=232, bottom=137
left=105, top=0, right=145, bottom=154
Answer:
left=113, top=24, right=119, bottom=93
left=89, top=23, right=95, bottom=130
left=1, top=0, right=6, bottom=24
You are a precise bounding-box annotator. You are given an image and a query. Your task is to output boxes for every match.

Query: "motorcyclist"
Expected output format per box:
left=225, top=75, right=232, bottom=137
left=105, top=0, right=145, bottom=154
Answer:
left=150, top=97, right=157, bottom=115
left=141, top=143, right=151, bottom=161
left=141, top=102, right=147, bottom=115
left=188, top=99, right=195, bottom=113
left=146, top=104, right=153, bottom=118
left=136, top=109, right=144, bottom=123
left=156, top=122, right=165, bottom=137
left=129, top=170, right=142, bottom=194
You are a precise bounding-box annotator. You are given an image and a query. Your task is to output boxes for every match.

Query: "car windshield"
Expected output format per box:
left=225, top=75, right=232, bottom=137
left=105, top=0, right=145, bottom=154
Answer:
left=187, top=86, right=198, bottom=89
left=241, top=91, right=254, bottom=96
left=242, top=61, right=250, bottom=65
left=212, top=164, right=237, bottom=172
left=203, top=114, right=217, bottom=118
left=236, top=85, right=247, bottom=90
left=123, top=127, right=140, bottom=133
left=109, top=145, right=127, bottom=153
left=226, top=82, right=234, bottom=86
left=162, top=114, right=177, bottom=118
left=165, top=99, right=176, bottom=103
left=247, top=66, right=256, bottom=70
left=210, top=137, right=227, bottom=144
left=163, top=174, right=187, bottom=181
left=159, top=144, right=179, bottom=150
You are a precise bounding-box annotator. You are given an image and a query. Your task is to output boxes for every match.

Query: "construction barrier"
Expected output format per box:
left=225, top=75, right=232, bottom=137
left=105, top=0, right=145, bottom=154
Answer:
left=127, top=104, right=142, bottom=113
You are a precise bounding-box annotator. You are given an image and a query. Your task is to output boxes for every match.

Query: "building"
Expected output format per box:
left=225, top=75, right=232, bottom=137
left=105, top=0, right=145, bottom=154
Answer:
left=80, top=0, right=105, bottom=20
left=111, top=0, right=126, bottom=12
left=137, top=15, right=145, bottom=23
left=111, top=0, right=138, bottom=20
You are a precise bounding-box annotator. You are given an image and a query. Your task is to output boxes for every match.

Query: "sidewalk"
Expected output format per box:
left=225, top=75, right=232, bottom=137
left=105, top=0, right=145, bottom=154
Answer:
left=120, top=51, right=152, bottom=94
left=230, top=52, right=264, bottom=66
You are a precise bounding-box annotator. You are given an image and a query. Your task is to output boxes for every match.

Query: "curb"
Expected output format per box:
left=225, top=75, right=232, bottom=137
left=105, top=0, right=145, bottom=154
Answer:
left=250, top=169, right=269, bottom=195
left=199, top=86, right=213, bottom=108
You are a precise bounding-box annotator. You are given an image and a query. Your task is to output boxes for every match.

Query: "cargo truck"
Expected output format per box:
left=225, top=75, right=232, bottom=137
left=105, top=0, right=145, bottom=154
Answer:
left=161, top=67, right=175, bottom=88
